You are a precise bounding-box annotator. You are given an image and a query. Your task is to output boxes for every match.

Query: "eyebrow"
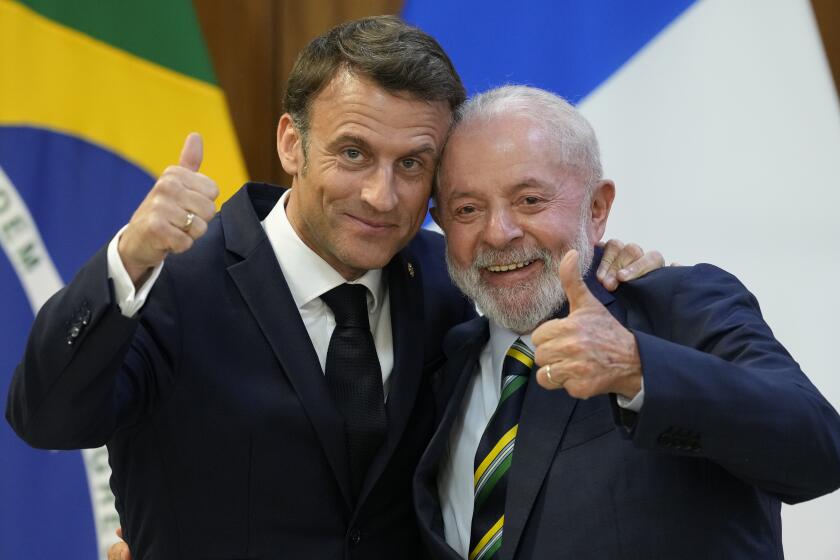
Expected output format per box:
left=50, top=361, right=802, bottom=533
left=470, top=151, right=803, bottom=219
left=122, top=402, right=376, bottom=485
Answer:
left=440, top=189, right=481, bottom=205
left=405, top=144, right=439, bottom=160
left=327, top=135, right=439, bottom=160
left=327, top=134, right=373, bottom=153
left=512, top=177, right=551, bottom=190
left=443, top=178, right=550, bottom=201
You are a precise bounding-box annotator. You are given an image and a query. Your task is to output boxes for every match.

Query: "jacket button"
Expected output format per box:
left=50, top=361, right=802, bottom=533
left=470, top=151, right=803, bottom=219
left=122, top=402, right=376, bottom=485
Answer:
left=349, top=528, right=362, bottom=546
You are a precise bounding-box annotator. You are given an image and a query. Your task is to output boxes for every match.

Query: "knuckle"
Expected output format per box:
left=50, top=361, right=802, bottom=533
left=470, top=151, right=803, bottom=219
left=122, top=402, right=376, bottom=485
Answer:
left=651, top=250, right=665, bottom=266
left=192, top=220, right=208, bottom=238
left=537, top=374, right=554, bottom=390
left=563, top=339, right=582, bottom=355
left=566, top=382, right=584, bottom=399
left=604, top=238, right=623, bottom=251
left=147, top=214, right=168, bottom=236
left=208, top=180, right=220, bottom=199
left=148, top=194, right=167, bottom=213
left=155, top=177, right=178, bottom=197
left=624, top=243, right=643, bottom=258
left=200, top=201, right=217, bottom=222
left=173, top=235, right=193, bottom=253
left=569, top=380, right=593, bottom=399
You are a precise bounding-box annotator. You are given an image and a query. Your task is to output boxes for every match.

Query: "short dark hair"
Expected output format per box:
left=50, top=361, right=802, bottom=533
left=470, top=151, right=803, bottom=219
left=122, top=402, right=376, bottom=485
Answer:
left=283, top=16, right=465, bottom=148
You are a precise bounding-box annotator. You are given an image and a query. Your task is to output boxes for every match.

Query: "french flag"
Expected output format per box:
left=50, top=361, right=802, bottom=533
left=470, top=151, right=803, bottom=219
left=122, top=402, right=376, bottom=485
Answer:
left=406, top=0, right=840, bottom=557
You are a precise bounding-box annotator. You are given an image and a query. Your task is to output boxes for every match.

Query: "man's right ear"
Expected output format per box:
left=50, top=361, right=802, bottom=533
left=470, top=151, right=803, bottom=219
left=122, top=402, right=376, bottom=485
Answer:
left=277, top=114, right=302, bottom=176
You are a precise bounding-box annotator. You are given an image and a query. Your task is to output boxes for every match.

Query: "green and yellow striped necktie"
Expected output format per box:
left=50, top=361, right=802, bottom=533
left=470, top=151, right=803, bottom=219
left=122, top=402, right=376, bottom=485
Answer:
left=469, top=338, right=533, bottom=560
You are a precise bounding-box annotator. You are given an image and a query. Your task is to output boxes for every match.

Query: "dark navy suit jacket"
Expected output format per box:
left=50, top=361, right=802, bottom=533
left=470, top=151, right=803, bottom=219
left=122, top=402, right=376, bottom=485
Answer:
left=414, top=255, right=840, bottom=559
left=7, top=183, right=475, bottom=559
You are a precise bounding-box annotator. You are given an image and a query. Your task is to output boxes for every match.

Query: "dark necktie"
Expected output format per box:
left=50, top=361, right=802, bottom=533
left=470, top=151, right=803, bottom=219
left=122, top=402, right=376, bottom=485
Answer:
left=321, top=283, right=388, bottom=501
left=469, top=338, right=533, bottom=560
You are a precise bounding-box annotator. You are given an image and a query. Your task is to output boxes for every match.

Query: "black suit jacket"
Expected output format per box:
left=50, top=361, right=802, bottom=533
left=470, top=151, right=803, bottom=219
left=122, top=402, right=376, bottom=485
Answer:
left=414, top=256, right=840, bottom=559
left=7, top=183, right=475, bottom=559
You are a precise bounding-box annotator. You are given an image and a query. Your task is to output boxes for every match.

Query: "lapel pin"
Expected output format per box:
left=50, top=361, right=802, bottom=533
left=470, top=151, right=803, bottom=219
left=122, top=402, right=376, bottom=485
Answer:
left=407, top=262, right=415, bottom=278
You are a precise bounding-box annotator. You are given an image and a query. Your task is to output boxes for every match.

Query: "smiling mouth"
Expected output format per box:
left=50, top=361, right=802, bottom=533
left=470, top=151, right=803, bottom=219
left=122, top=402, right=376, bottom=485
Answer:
left=348, top=214, right=396, bottom=229
left=485, top=259, right=536, bottom=273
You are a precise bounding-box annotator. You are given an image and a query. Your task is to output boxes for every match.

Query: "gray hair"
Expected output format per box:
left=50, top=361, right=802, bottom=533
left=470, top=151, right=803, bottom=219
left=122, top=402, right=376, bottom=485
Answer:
left=448, top=85, right=603, bottom=190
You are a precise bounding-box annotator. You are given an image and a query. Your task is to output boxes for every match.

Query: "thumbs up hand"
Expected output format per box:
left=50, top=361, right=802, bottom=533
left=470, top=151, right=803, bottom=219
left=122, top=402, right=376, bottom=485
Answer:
left=532, top=250, right=642, bottom=400
left=118, top=133, right=220, bottom=286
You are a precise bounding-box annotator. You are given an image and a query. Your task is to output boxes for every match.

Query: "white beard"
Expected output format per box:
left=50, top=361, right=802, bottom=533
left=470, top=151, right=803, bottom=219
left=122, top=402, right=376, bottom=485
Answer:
left=446, top=218, right=593, bottom=334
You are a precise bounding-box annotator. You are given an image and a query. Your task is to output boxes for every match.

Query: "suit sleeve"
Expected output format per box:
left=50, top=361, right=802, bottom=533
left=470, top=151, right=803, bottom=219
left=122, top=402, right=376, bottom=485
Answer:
left=5, top=245, right=178, bottom=449
left=624, top=264, right=840, bottom=503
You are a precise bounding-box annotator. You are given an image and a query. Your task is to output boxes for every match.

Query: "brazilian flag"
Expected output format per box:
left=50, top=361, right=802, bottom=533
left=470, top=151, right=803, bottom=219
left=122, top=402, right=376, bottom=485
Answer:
left=0, top=1, right=247, bottom=557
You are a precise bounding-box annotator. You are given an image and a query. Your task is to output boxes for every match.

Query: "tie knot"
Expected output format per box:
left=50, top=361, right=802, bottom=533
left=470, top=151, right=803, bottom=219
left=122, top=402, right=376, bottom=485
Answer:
left=321, top=284, right=370, bottom=328
left=503, top=338, right=534, bottom=378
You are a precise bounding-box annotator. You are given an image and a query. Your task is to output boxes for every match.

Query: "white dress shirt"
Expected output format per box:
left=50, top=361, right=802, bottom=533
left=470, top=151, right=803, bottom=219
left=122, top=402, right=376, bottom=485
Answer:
left=106, top=189, right=394, bottom=394
left=437, top=322, right=526, bottom=558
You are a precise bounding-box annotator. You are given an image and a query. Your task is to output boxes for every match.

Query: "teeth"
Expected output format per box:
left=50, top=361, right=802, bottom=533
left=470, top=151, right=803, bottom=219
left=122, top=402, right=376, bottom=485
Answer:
left=486, top=260, right=534, bottom=272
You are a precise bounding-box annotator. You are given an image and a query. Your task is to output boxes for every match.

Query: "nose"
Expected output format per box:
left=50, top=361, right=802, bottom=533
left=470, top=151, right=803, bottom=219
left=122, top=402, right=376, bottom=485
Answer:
left=483, top=205, right=523, bottom=248
left=360, top=164, right=398, bottom=213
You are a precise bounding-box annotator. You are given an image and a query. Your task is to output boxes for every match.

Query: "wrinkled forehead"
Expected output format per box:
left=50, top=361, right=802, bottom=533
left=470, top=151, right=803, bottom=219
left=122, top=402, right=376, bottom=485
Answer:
left=443, top=112, right=549, bottom=158
left=438, top=116, right=550, bottom=182
left=438, top=114, right=592, bottom=199
left=308, top=71, right=454, bottom=149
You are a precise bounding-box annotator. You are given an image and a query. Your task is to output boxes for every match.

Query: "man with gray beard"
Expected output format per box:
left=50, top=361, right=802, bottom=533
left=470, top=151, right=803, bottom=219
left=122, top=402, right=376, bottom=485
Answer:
left=413, top=85, right=840, bottom=560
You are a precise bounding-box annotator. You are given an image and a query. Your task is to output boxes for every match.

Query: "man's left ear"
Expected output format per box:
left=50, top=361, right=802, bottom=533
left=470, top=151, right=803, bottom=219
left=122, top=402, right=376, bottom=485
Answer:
left=589, top=179, right=615, bottom=242
left=277, top=113, right=303, bottom=177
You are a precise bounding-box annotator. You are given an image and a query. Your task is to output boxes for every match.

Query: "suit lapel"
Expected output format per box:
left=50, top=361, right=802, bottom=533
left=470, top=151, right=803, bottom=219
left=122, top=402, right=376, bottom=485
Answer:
left=422, top=317, right=489, bottom=489
left=502, top=257, right=618, bottom=559
left=414, top=318, right=489, bottom=559
left=500, top=375, right=577, bottom=559
left=221, top=185, right=354, bottom=509
left=355, top=249, right=425, bottom=503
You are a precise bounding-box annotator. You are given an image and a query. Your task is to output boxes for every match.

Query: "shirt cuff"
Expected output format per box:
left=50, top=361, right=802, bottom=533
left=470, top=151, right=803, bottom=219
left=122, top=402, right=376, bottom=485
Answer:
left=616, top=377, right=645, bottom=412
left=107, top=225, right=164, bottom=318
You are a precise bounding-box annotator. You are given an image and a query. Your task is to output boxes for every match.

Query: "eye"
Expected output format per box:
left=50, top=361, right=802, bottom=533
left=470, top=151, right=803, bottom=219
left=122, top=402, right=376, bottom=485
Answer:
left=523, top=196, right=541, bottom=205
left=343, top=148, right=363, bottom=160
left=455, top=205, right=476, bottom=216
left=400, top=158, right=422, bottom=171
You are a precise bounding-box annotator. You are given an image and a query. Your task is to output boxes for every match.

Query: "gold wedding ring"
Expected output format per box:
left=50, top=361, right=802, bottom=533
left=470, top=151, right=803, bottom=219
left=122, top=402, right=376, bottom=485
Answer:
left=545, top=363, right=558, bottom=386
left=182, top=211, right=195, bottom=231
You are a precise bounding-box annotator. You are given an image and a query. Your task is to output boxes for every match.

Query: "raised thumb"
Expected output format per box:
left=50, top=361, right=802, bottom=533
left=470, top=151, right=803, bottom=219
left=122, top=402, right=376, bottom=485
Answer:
left=559, top=249, right=596, bottom=311
left=178, top=132, right=203, bottom=172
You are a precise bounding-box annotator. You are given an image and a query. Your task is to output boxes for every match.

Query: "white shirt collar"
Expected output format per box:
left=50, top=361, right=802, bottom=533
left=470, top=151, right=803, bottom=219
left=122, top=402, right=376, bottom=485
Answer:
left=488, top=320, right=534, bottom=374
left=262, top=189, right=385, bottom=312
